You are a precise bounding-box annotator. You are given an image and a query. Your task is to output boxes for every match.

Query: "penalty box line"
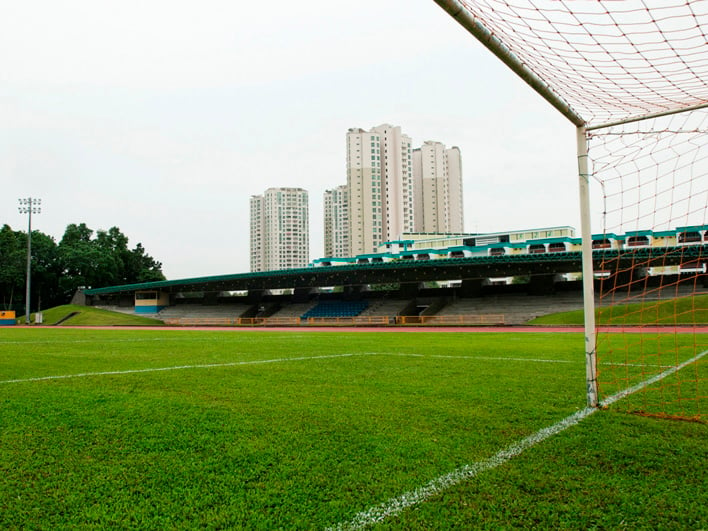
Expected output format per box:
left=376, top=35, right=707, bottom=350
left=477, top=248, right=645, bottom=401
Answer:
left=329, top=348, right=708, bottom=531
left=2, top=352, right=563, bottom=385
left=0, top=352, right=676, bottom=385
left=387, top=353, right=672, bottom=368
left=0, top=353, right=366, bottom=385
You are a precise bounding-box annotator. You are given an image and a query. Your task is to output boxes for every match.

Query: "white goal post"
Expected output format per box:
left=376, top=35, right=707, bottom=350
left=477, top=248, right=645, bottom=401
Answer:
left=433, top=0, right=708, bottom=415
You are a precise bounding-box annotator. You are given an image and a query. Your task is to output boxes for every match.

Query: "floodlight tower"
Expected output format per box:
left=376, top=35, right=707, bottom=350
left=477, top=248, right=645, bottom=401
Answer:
left=18, top=197, right=41, bottom=325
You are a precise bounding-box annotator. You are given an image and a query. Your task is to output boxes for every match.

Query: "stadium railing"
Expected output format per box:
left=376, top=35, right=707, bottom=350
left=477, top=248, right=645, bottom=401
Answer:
left=304, top=316, right=390, bottom=326
left=164, top=315, right=506, bottom=327
left=397, top=314, right=506, bottom=325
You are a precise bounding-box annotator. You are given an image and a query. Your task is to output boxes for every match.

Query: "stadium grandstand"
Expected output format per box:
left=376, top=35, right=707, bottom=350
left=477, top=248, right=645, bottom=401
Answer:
left=81, top=225, right=707, bottom=326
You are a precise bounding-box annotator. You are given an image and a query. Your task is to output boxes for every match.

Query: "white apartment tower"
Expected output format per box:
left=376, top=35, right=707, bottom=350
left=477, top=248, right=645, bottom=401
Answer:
left=413, top=141, right=464, bottom=233
left=323, top=185, right=349, bottom=258
left=250, top=187, right=309, bottom=272
left=346, top=124, right=414, bottom=256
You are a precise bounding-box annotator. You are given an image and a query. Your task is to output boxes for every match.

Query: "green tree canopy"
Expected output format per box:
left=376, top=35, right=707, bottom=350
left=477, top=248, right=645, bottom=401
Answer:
left=0, top=224, right=25, bottom=310
left=0, top=223, right=165, bottom=311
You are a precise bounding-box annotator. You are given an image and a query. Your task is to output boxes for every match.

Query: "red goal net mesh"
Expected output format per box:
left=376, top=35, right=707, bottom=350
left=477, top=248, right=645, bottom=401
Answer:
left=588, top=109, right=707, bottom=420
left=441, top=0, right=708, bottom=419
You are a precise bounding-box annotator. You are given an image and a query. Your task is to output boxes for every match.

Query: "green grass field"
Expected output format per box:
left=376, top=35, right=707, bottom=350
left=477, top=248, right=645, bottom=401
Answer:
left=1, top=329, right=706, bottom=529
left=31, top=304, right=164, bottom=326
left=529, top=293, right=708, bottom=325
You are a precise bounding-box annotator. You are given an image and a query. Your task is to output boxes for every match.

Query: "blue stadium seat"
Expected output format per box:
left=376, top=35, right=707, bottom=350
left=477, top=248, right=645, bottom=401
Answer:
left=302, top=301, right=369, bottom=318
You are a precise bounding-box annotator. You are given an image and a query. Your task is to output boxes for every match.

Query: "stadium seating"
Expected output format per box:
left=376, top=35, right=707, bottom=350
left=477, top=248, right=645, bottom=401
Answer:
left=301, top=300, right=369, bottom=318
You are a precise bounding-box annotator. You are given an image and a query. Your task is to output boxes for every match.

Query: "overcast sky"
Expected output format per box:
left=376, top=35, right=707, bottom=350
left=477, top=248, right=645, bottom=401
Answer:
left=2, top=0, right=586, bottom=280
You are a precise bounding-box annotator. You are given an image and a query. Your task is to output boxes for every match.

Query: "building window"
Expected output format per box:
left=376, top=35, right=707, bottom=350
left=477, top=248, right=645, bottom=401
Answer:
left=678, top=231, right=702, bottom=243
left=626, top=235, right=649, bottom=247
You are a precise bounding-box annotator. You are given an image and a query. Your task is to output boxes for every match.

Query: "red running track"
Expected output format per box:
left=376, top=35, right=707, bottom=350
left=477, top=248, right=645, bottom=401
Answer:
left=11, top=325, right=707, bottom=333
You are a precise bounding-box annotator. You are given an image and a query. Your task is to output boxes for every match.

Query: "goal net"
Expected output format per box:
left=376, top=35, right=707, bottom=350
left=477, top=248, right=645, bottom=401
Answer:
left=434, top=0, right=708, bottom=420
left=589, top=111, right=707, bottom=420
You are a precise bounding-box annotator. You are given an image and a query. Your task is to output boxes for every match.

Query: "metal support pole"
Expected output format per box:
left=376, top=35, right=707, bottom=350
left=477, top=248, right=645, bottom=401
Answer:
left=576, top=128, right=598, bottom=407
left=18, top=197, right=41, bottom=325
left=25, top=206, right=31, bottom=324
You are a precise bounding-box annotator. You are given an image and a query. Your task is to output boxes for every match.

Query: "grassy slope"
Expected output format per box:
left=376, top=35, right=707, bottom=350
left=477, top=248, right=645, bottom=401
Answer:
left=33, top=304, right=163, bottom=326
left=0, top=330, right=705, bottom=529
left=529, top=293, right=708, bottom=325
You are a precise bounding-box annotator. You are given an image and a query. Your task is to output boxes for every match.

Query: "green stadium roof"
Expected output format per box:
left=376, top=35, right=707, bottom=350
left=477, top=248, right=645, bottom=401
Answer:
left=84, top=244, right=707, bottom=296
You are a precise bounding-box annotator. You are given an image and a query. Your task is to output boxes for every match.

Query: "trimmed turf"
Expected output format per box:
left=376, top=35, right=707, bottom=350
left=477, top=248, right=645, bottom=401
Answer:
left=0, top=329, right=705, bottom=528
left=529, top=293, right=708, bottom=325
left=30, top=304, right=163, bottom=326
left=381, top=410, right=707, bottom=530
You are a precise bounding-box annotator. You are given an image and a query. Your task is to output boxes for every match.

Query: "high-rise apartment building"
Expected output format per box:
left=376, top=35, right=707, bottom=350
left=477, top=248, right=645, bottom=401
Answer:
left=250, top=187, right=309, bottom=272
left=250, top=195, right=265, bottom=272
left=346, top=124, right=414, bottom=256
left=323, top=185, right=349, bottom=258
left=412, top=141, right=464, bottom=233
left=323, top=124, right=464, bottom=259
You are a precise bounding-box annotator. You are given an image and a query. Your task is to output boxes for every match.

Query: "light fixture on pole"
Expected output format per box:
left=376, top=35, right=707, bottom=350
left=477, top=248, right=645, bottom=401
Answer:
left=18, top=197, right=41, bottom=325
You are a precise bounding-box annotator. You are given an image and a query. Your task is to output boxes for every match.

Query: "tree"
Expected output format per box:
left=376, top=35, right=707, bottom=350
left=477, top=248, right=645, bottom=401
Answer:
left=28, top=230, right=62, bottom=310
left=57, top=224, right=165, bottom=298
left=0, top=225, right=64, bottom=311
left=0, top=225, right=25, bottom=310
left=1, top=223, right=164, bottom=309
left=127, top=242, right=165, bottom=283
left=57, top=224, right=170, bottom=301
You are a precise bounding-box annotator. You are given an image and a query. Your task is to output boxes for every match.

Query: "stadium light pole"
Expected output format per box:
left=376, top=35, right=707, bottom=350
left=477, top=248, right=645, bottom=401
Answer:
left=18, top=197, right=41, bottom=325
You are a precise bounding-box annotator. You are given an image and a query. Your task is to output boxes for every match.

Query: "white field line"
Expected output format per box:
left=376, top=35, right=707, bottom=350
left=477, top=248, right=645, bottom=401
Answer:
left=0, top=352, right=569, bottom=385
left=600, top=349, right=708, bottom=407
left=0, top=353, right=365, bottom=385
left=601, top=362, right=675, bottom=368
left=386, top=353, right=671, bottom=368
left=328, top=348, right=708, bottom=531
left=389, top=353, right=574, bottom=364
left=0, top=352, right=676, bottom=385
left=0, top=334, right=656, bottom=365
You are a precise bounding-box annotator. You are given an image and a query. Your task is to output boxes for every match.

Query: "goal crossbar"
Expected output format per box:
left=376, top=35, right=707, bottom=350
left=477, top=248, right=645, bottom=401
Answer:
left=432, top=0, right=585, bottom=128
left=587, top=102, right=708, bottom=132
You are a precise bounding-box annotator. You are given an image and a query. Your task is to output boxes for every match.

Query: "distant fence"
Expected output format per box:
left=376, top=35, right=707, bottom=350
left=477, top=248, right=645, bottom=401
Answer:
left=305, top=316, right=391, bottom=326
left=397, top=314, right=506, bottom=326
left=162, top=314, right=505, bottom=327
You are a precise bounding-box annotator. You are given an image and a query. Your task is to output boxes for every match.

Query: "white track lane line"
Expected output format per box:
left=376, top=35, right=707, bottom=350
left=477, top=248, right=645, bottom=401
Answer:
left=328, top=348, right=708, bottom=530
